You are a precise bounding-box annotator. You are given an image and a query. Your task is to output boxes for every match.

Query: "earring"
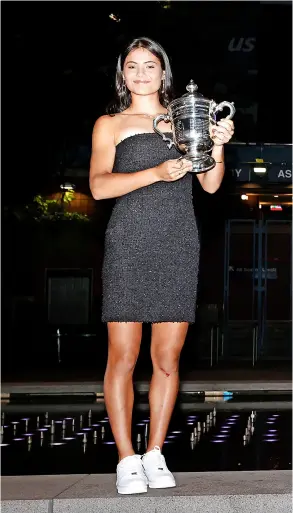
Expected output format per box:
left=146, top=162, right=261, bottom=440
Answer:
left=121, top=79, right=126, bottom=95
left=162, top=78, right=165, bottom=94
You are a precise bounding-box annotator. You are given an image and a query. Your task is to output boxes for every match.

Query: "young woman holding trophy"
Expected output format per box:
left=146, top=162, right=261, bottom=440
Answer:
left=90, top=37, right=234, bottom=495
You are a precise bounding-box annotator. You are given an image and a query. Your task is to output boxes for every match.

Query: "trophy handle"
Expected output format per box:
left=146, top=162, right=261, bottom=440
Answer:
left=153, top=114, right=174, bottom=149
left=212, top=101, right=236, bottom=121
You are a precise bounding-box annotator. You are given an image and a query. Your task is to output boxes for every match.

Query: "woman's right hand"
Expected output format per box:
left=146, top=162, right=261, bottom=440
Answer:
left=154, top=158, right=193, bottom=182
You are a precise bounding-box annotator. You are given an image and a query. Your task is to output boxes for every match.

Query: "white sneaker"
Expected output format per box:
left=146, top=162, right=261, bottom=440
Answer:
left=142, top=445, right=176, bottom=489
left=116, top=454, right=148, bottom=495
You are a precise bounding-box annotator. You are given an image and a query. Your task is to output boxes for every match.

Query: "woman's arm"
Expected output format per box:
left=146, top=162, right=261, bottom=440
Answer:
left=89, top=116, right=160, bottom=200
left=196, top=118, right=234, bottom=194
left=197, top=145, right=225, bottom=194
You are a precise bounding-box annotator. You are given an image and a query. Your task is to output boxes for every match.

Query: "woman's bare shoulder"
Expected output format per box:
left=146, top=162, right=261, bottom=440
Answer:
left=94, top=113, right=127, bottom=134
left=93, top=114, right=116, bottom=130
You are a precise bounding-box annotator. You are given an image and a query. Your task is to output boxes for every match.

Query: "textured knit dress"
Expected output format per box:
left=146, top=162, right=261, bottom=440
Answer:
left=101, top=132, right=200, bottom=324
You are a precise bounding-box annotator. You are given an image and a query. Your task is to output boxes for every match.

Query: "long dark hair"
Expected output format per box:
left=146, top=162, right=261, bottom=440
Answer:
left=107, top=37, right=174, bottom=114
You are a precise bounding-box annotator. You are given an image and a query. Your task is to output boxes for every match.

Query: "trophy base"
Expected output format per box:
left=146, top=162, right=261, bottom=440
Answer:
left=188, top=155, right=216, bottom=174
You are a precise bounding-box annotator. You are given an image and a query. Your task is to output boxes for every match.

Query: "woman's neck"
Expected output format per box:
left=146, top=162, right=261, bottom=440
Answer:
left=127, top=92, right=166, bottom=115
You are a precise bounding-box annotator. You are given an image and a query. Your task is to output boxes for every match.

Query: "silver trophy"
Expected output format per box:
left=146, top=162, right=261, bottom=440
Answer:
left=153, top=80, right=235, bottom=173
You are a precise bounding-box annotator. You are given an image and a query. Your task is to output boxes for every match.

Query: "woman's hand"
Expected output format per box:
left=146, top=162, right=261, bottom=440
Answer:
left=210, top=118, right=234, bottom=146
left=154, top=158, right=193, bottom=182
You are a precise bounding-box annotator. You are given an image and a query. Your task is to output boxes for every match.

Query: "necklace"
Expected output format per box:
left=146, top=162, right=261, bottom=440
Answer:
left=120, top=112, right=167, bottom=120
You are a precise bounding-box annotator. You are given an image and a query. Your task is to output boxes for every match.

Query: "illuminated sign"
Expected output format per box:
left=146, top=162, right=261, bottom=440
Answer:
left=270, top=205, right=283, bottom=211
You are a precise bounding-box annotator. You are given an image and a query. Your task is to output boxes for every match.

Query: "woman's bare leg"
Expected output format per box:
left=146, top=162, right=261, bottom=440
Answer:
left=104, top=322, right=142, bottom=461
left=147, top=322, right=189, bottom=451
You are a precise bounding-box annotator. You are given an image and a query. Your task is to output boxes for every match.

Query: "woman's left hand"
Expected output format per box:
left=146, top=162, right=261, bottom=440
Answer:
left=210, top=118, right=234, bottom=146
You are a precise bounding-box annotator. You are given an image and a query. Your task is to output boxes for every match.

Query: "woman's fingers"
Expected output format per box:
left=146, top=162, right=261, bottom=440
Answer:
left=169, top=160, right=192, bottom=179
left=217, top=119, right=234, bottom=131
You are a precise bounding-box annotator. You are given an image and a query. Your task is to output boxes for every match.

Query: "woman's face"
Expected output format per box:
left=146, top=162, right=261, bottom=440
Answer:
left=123, top=47, right=165, bottom=96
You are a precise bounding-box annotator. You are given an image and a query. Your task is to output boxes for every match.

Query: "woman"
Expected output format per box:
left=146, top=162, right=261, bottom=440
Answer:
left=90, top=37, right=234, bottom=495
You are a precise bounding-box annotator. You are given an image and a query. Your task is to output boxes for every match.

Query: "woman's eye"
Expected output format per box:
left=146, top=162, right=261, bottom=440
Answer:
left=147, top=65, right=155, bottom=69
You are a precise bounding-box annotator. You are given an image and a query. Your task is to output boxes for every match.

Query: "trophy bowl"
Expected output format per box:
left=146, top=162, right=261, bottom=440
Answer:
left=153, top=80, right=236, bottom=173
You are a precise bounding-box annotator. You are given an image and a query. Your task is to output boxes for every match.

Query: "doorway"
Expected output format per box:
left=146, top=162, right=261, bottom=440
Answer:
left=222, top=219, right=292, bottom=364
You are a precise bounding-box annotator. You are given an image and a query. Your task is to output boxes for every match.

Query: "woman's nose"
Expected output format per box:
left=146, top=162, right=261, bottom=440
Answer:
left=136, top=67, right=146, bottom=77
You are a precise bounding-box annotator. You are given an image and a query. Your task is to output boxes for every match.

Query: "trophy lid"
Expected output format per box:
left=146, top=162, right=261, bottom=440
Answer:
left=168, top=78, right=211, bottom=111
left=182, top=80, right=204, bottom=98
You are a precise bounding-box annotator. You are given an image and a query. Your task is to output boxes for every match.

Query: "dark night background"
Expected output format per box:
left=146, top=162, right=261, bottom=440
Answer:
left=3, top=0, right=292, bottom=200
left=2, top=1, right=292, bottom=379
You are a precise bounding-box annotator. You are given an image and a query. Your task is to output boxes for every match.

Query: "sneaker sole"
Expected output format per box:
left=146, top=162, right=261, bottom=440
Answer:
left=117, top=482, right=148, bottom=495
left=148, top=479, right=176, bottom=489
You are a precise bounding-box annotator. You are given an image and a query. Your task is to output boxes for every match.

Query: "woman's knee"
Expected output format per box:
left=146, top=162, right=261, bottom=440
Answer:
left=150, top=322, right=188, bottom=375
left=106, top=322, right=142, bottom=374
left=151, top=348, right=181, bottom=375
left=107, top=347, right=139, bottom=374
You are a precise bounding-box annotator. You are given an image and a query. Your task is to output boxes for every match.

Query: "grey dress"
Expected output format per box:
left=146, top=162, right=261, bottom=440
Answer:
left=101, top=133, right=199, bottom=324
